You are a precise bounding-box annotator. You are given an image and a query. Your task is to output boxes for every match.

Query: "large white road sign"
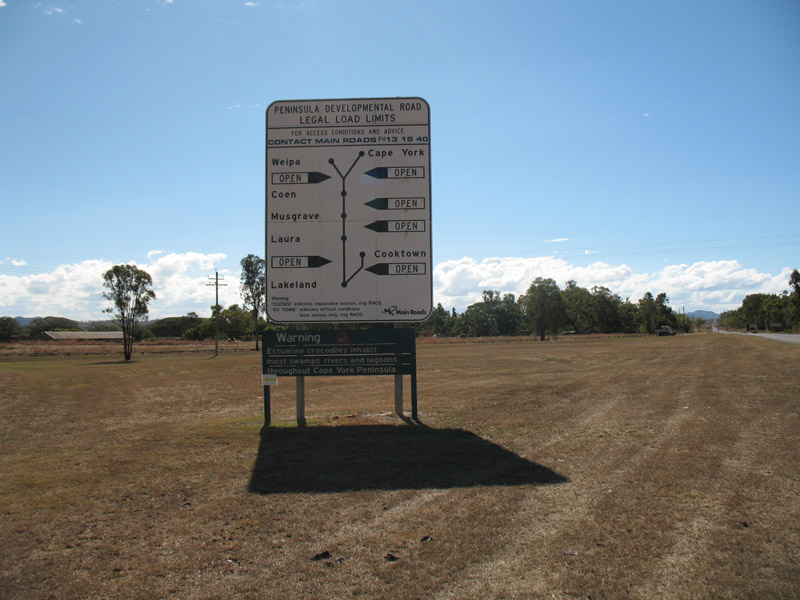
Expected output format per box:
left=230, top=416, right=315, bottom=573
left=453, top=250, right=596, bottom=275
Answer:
left=265, top=98, right=431, bottom=323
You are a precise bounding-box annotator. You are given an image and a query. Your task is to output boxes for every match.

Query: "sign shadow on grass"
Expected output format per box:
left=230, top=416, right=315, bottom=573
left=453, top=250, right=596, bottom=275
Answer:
left=249, top=425, right=568, bottom=494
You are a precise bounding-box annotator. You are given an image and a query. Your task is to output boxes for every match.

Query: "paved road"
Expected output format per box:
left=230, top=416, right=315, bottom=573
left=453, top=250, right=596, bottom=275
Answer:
left=719, top=330, right=800, bottom=346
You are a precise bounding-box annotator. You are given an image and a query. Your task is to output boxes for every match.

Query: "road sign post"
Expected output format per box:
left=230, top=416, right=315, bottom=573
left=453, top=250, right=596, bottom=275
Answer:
left=263, top=98, right=430, bottom=427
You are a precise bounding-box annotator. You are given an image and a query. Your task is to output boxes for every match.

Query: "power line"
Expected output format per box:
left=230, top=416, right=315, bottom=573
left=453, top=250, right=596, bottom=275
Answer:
left=0, top=263, right=66, bottom=275
left=1, top=234, right=797, bottom=277
left=206, top=270, right=228, bottom=357
left=435, top=234, right=800, bottom=262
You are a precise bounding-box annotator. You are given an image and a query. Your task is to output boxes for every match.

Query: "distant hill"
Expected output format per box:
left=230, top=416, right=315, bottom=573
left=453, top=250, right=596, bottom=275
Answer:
left=12, top=316, right=119, bottom=330
left=13, top=316, right=83, bottom=331
left=687, top=310, right=719, bottom=321
left=81, top=320, right=121, bottom=332
left=13, top=316, right=38, bottom=326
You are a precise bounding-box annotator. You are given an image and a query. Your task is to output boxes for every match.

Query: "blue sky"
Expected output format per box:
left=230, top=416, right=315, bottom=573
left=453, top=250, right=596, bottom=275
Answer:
left=2, top=0, right=798, bottom=320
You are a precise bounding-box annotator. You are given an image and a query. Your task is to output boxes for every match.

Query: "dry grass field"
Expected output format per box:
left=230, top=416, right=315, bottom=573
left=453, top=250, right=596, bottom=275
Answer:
left=1, top=334, right=799, bottom=599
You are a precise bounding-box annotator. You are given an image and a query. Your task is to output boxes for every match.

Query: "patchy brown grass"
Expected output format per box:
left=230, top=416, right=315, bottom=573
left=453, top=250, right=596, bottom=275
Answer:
left=1, top=334, right=799, bottom=599
left=0, top=339, right=254, bottom=358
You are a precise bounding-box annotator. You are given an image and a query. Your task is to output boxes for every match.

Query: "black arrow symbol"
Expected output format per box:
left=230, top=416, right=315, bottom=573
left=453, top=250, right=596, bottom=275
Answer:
left=365, top=198, right=389, bottom=210
left=365, top=167, right=424, bottom=179
left=364, top=167, right=388, bottom=179
left=365, top=221, right=389, bottom=233
left=271, top=256, right=332, bottom=268
left=365, top=263, right=426, bottom=276
left=306, top=256, right=332, bottom=268
left=365, top=197, right=425, bottom=210
left=366, top=263, right=390, bottom=275
left=365, top=220, right=425, bottom=233
left=307, top=172, right=331, bottom=184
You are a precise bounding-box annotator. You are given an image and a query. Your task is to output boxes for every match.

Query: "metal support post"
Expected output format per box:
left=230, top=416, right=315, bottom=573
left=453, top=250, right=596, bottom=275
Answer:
left=261, top=384, right=271, bottom=433
left=296, top=324, right=306, bottom=427
left=411, top=371, right=418, bottom=421
left=394, top=323, right=403, bottom=418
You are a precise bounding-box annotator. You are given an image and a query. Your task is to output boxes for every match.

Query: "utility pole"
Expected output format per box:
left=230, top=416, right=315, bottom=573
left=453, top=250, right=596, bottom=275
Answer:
left=206, top=270, right=228, bottom=357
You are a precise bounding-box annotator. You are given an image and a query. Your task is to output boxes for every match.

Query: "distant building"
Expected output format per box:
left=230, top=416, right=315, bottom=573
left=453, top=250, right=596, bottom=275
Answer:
left=40, top=331, right=123, bottom=341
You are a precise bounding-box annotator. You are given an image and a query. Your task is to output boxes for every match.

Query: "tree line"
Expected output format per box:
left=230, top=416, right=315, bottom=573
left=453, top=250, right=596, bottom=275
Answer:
left=718, top=269, right=800, bottom=332
left=0, top=257, right=267, bottom=351
left=0, top=257, right=269, bottom=360
left=234, top=257, right=697, bottom=339
left=4, top=258, right=796, bottom=353
left=423, top=279, right=694, bottom=339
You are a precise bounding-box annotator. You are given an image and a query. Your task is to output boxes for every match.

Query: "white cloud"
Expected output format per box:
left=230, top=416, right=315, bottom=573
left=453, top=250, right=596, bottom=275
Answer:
left=0, top=252, right=243, bottom=321
left=145, top=252, right=239, bottom=316
left=584, top=249, right=596, bottom=255
left=73, top=17, right=82, bottom=24
left=1, top=259, right=111, bottom=319
left=42, top=6, right=67, bottom=15
left=0, top=1, right=7, bottom=8
left=244, top=1, right=259, bottom=6
left=434, top=255, right=576, bottom=309
left=545, top=238, right=570, bottom=243
left=433, top=256, right=793, bottom=313
left=1, top=253, right=793, bottom=321
left=3, top=258, right=28, bottom=266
